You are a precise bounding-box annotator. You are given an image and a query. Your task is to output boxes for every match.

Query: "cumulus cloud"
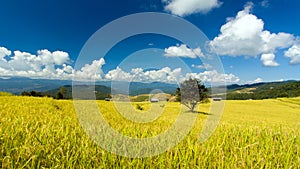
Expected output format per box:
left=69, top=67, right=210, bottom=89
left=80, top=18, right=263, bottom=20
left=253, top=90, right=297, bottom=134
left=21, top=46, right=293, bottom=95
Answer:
left=210, top=3, right=295, bottom=61
left=74, top=58, right=105, bottom=81
left=9, top=51, right=40, bottom=71
left=0, top=47, right=11, bottom=60
left=163, top=0, right=222, bottom=16
left=105, top=67, right=184, bottom=83
left=164, top=44, right=204, bottom=58
left=105, top=67, right=133, bottom=81
left=254, top=77, right=263, bottom=83
left=105, top=66, right=239, bottom=84
left=0, top=47, right=108, bottom=81
left=38, top=49, right=70, bottom=65
left=260, top=53, right=279, bottom=67
left=0, top=47, right=77, bottom=80
left=0, top=47, right=241, bottom=84
left=186, top=70, right=240, bottom=84
left=284, top=44, right=300, bottom=64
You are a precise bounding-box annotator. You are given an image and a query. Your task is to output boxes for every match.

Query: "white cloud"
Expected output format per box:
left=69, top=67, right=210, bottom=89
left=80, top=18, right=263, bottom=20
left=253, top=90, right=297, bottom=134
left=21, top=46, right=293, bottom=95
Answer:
left=191, top=63, right=212, bottom=69
left=254, top=77, right=263, bottom=83
left=260, top=53, right=279, bottom=67
left=105, top=66, right=239, bottom=84
left=0, top=47, right=76, bottom=80
left=105, top=67, right=184, bottom=83
left=246, top=77, right=264, bottom=84
left=105, top=66, right=132, bottom=81
left=74, top=58, right=105, bottom=81
left=0, top=47, right=241, bottom=84
left=284, top=44, right=300, bottom=64
left=38, top=49, right=70, bottom=65
left=260, top=0, right=269, bottom=8
left=260, top=32, right=294, bottom=53
left=186, top=70, right=240, bottom=84
left=164, top=0, right=222, bottom=16
left=2, top=49, right=71, bottom=74
left=0, top=47, right=11, bottom=60
left=210, top=3, right=295, bottom=59
left=164, top=44, right=204, bottom=58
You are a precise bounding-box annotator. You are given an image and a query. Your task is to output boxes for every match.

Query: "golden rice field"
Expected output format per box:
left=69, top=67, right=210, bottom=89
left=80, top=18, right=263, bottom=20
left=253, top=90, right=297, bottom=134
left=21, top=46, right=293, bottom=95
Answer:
left=0, top=96, right=300, bottom=168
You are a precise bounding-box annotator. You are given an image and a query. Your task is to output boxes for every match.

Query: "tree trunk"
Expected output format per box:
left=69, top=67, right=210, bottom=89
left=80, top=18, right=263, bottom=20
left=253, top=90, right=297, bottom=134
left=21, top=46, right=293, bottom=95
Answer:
left=190, top=102, right=197, bottom=112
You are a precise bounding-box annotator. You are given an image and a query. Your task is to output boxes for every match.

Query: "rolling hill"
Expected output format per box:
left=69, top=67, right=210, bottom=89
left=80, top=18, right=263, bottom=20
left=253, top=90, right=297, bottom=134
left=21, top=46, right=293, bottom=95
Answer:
left=215, top=80, right=300, bottom=100
left=0, top=77, right=177, bottom=96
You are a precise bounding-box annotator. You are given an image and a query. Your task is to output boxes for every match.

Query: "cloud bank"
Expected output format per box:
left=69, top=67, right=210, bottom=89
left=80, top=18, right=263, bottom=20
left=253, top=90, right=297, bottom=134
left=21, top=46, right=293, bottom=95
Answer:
left=0, top=47, right=108, bottom=81
left=0, top=47, right=72, bottom=79
left=0, top=46, right=239, bottom=84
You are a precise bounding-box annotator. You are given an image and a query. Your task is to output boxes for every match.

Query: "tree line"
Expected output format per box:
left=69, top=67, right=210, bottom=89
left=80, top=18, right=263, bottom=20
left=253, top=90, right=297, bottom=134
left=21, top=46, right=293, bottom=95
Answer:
left=21, top=87, right=68, bottom=99
left=20, top=86, right=112, bottom=100
left=226, top=81, right=300, bottom=100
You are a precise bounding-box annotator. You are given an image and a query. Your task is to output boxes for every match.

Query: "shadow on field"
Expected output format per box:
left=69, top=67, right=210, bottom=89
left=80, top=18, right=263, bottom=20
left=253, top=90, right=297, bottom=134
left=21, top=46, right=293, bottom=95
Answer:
left=185, top=111, right=211, bottom=115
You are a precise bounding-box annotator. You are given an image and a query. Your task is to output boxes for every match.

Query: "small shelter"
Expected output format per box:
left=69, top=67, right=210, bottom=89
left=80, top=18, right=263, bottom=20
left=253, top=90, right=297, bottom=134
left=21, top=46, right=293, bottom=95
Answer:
left=212, top=97, right=222, bottom=101
left=150, top=98, right=159, bottom=102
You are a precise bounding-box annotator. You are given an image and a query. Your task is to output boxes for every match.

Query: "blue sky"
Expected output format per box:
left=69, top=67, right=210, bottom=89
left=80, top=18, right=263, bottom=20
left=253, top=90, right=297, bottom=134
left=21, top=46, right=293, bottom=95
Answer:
left=0, top=0, right=299, bottom=84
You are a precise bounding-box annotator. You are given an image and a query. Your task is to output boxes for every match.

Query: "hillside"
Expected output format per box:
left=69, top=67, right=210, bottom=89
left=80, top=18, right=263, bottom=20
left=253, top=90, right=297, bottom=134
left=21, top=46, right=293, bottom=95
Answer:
left=44, top=85, right=112, bottom=100
left=45, top=84, right=176, bottom=101
left=0, top=77, right=71, bottom=94
left=216, top=81, right=300, bottom=100
left=1, top=77, right=300, bottom=100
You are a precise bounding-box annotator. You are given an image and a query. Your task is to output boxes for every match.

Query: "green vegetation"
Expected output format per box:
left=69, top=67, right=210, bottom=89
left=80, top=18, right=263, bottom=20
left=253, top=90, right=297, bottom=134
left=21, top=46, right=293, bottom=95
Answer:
left=20, top=91, right=45, bottom=97
left=45, top=85, right=112, bottom=100
left=19, top=85, right=112, bottom=100
left=131, top=95, right=149, bottom=102
left=224, top=81, right=300, bottom=100
left=0, top=96, right=299, bottom=168
left=55, top=86, right=67, bottom=99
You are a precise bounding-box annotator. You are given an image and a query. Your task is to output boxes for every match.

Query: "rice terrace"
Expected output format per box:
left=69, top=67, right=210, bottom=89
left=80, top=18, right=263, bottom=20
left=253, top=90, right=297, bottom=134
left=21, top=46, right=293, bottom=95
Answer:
left=0, top=92, right=300, bottom=168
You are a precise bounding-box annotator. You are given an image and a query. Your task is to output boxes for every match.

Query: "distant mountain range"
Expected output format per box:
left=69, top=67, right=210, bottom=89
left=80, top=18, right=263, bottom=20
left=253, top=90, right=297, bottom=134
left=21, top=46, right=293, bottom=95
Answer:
left=0, top=77, right=178, bottom=96
left=0, top=77, right=71, bottom=94
left=0, top=77, right=299, bottom=100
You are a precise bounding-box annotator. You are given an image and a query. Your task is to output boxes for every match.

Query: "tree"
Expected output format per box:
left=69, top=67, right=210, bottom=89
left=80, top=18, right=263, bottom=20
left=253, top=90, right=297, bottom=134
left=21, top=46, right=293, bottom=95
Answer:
left=21, top=91, right=30, bottom=96
left=56, top=86, right=67, bottom=99
left=56, top=92, right=64, bottom=99
left=176, top=78, right=208, bottom=112
left=175, top=87, right=181, bottom=102
left=21, top=91, right=43, bottom=97
left=59, top=87, right=67, bottom=96
left=30, top=91, right=37, bottom=96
